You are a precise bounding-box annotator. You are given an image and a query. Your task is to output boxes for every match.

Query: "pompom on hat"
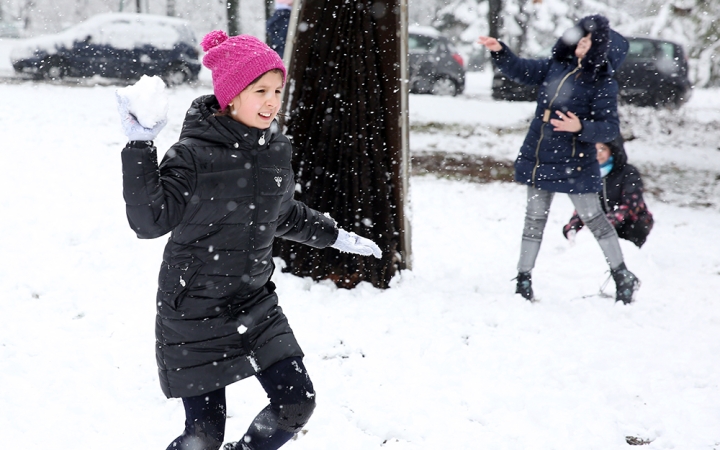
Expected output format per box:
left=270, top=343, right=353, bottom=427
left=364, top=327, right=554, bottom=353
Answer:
left=201, top=30, right=287, bottom=109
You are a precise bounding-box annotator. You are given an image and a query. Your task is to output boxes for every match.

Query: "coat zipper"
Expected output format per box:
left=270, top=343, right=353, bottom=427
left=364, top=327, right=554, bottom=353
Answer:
left=250, top=145, right=260, bottom=251
left=248, top=137, right=263, bottom=373
left=602, top=178, right=611, bottom=212
left=532, top=62, right=582, bottom=186
left=531, top=126, right=546, bottom=186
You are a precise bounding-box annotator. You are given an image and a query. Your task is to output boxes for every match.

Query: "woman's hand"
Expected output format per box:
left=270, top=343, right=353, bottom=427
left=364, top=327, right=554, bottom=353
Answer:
left=477, top=36, right=502, bottom=52
left=550, top=110, right=582, bottom=133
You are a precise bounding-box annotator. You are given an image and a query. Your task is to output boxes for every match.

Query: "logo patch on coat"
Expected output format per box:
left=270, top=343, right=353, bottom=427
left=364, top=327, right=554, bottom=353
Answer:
left=274, top=176, right=282, bottom=187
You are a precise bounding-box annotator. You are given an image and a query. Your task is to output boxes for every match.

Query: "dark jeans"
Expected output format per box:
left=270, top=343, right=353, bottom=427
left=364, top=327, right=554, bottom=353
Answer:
left=166, top=356, right=315, bottom=450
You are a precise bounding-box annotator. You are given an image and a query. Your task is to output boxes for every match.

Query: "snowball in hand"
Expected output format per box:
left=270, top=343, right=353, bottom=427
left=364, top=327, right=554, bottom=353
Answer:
left=116, top=75, right=169, bottom=128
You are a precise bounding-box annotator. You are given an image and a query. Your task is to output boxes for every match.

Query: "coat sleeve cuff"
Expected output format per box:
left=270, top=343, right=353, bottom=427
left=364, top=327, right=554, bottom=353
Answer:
left=491, top=42, right=510, bottom=59
left=126, top=140, right=154, bottom=149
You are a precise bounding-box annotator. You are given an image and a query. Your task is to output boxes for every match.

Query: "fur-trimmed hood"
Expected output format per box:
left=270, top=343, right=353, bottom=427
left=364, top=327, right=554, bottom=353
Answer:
left=552, top=15, right=628, bottom=78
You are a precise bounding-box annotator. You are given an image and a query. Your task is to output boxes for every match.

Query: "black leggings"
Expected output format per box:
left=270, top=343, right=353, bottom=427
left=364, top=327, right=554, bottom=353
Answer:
left=166, top=357, right=315, bottom=450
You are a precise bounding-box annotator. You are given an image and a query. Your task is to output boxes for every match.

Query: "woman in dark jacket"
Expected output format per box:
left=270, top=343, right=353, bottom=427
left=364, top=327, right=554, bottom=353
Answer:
left=266, top=0, right=293, bottom=58
left=478, top=15, right=639, bottom=304
left=117, top=32, right=380, bottom=450
left=563, top=138, right=654, bottom=248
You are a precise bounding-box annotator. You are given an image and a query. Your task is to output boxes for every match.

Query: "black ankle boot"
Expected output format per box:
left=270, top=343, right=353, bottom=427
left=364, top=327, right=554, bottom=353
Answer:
left=515, top=272, right=534, bottom=301
left=611, top=263, right=640, bottom=304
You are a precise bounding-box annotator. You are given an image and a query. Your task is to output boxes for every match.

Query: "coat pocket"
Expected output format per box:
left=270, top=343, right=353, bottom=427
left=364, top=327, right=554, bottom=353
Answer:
left=158, top=258, right=202, bottom=310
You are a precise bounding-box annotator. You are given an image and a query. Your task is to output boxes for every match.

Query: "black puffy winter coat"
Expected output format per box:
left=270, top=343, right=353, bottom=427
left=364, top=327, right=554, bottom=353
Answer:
left=121, top=95, right=338, bottom=398
left=492, top=15, right=628, bottom=194
left=563, top=138, right=654, bottom=247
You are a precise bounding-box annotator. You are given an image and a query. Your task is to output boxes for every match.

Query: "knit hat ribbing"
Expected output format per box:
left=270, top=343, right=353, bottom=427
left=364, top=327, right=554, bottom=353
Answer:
left=201, top=30, right=287, bottom=110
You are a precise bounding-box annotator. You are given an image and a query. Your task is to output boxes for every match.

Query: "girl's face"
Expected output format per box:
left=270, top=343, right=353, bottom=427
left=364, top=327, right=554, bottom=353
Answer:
left=228, top=70, right=284, bottom=129
left=596, top=142, right=611, bottom=164
left=575, top=33, right=592, bottom=59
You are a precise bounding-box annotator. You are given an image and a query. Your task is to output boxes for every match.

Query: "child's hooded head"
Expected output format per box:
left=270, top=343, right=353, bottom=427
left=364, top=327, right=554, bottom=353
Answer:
left=201, top=31, right=287, bottom=110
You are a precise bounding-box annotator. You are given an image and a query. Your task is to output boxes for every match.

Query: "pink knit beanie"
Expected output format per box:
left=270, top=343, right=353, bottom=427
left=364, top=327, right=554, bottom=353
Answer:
left=201, top=30, right=287, bottom=109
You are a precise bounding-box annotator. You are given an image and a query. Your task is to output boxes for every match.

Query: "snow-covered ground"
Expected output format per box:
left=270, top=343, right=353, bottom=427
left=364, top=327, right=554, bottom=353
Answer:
left=1, top=37, right=720, bottom=450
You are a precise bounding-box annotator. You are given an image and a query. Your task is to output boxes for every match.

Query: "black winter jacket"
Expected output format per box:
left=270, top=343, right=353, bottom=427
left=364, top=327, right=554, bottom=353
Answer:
left=492, top=15, right=628, bottom=194
left=563, top=138, right=654, bottom=247
left=122, top=95, right=338, bottom=398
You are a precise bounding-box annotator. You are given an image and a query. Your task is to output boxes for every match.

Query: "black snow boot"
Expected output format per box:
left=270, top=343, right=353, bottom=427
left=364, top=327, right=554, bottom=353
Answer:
left=514, top=272, right=534, bottom=301
left=611, top=263, right=640, bottom=304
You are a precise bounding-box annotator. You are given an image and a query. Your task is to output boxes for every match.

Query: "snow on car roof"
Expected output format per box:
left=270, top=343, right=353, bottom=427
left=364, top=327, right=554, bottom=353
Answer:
left=10, top=13, right=196, bottom=62
left=408, top=25, right=442, bottom=38
left=86, top=12, right=193, bottom=26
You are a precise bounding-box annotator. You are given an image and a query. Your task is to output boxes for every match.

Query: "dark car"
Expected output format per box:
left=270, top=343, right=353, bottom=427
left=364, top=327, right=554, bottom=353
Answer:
left=408, top=26, right=465, bottom=96
left=615, top=37, right=692, bottom=107
left=492, top=37, right=692, bottom=108
left=10, top=13, right=201, bottom=85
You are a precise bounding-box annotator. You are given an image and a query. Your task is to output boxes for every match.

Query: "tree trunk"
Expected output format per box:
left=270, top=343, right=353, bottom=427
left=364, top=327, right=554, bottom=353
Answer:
left=136, top=0, right=141, bottom=13
left=275, top=0, right=410, bottom=289
left=488, top=0, right=503, bottom=39
left=227, top=0, right=240, bottom=36
left=21, top=0, right=35, bottom=30
left=515, top=0, right=529, bottom=56
left=167, top=0, right=176, bottom=16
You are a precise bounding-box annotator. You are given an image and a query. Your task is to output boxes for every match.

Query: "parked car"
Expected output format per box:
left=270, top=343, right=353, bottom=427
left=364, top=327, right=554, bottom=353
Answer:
left=408, top=26, right=465, bottom=96
left=11, top=13, right=201, bottom=85
left=615, top=37, right=692, bottom=107
left=492, top=37, right=692, bottom=108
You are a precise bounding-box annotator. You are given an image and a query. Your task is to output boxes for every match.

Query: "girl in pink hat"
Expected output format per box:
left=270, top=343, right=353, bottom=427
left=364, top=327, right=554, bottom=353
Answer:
left=116, top=30, right=380, bottom=450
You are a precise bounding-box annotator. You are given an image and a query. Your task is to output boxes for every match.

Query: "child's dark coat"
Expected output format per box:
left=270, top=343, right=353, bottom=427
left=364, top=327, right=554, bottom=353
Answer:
left=564, top=138, right=654, bottom=247
left=122, top=95, right=338, bottom=398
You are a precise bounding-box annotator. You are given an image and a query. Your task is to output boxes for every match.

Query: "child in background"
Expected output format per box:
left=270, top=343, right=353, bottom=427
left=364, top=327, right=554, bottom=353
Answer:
left=564, top=138, right=654, bottom=248
left=266, top=0, right=293, bottom=58
left=117, top=31, right=380, bottom=450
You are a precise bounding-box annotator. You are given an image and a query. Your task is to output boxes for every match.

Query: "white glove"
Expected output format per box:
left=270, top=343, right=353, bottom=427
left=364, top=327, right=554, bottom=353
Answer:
left=567, top=229, right=577, bottom=247
left=115, top=75, right=168, bottom=142
left=331, top=229, right=382, bottom=259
